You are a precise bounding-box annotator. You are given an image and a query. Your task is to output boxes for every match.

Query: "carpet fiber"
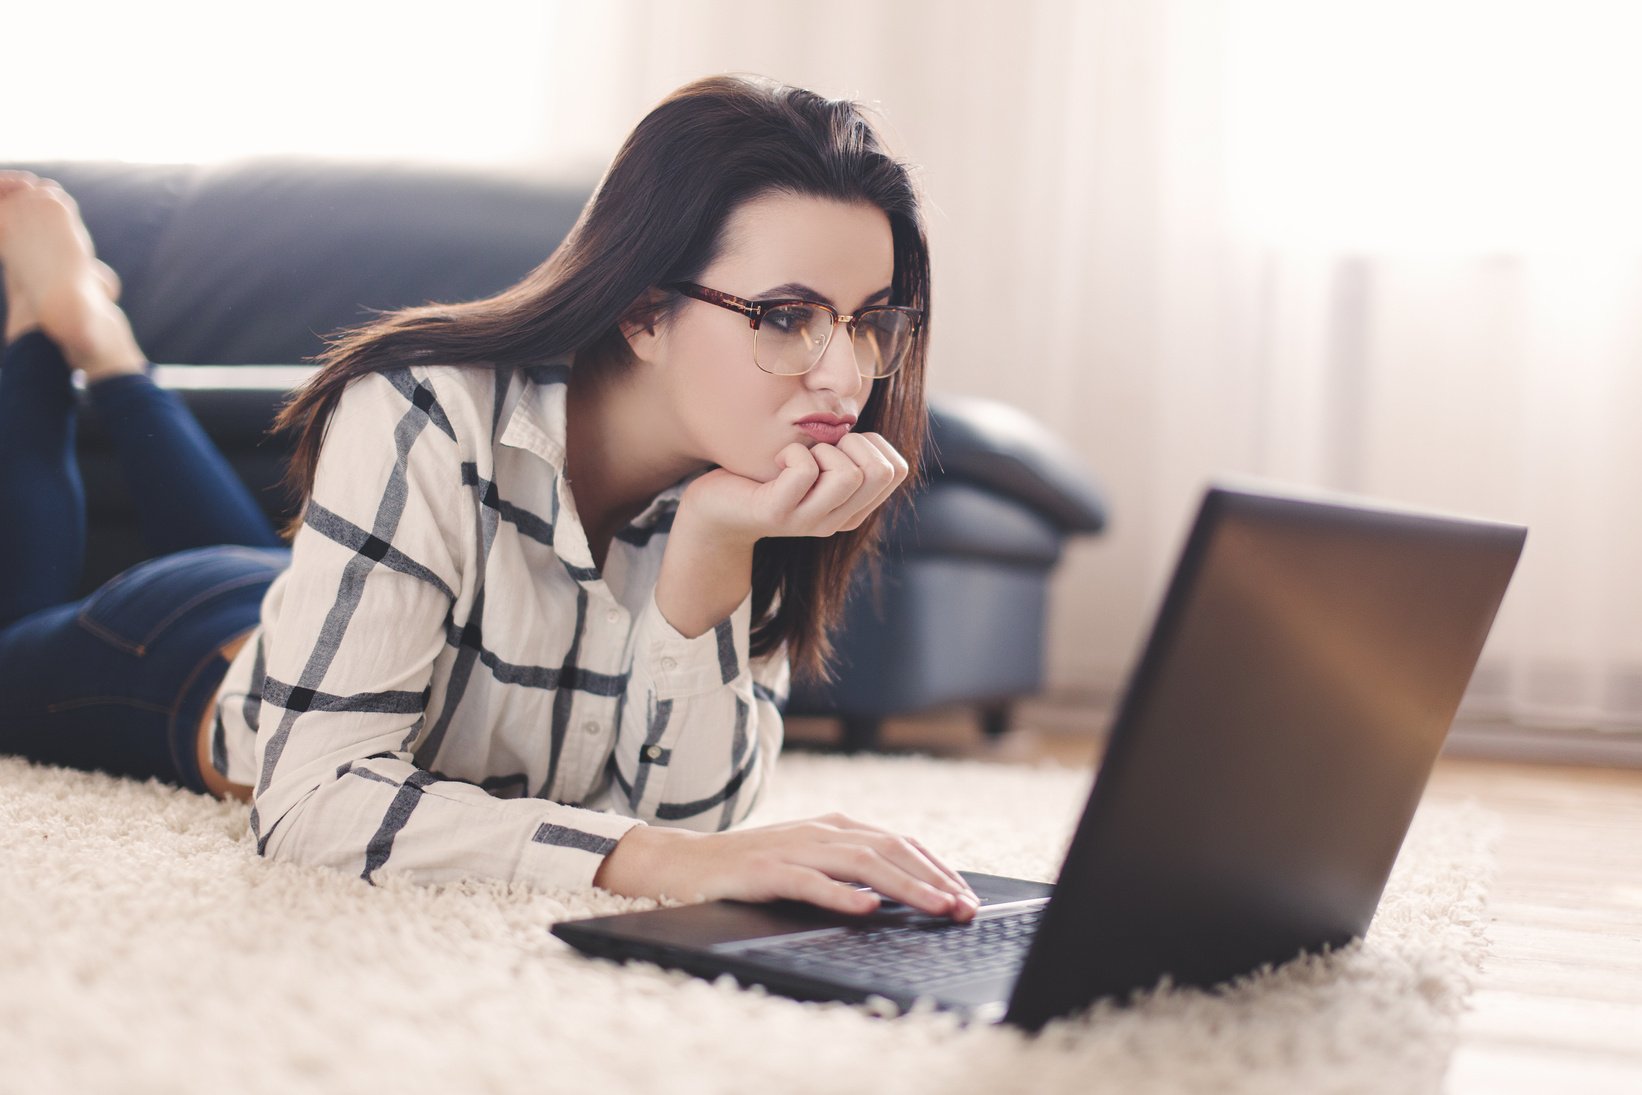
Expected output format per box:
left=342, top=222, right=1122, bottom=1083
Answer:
left=0, top=750, right=1498, bottom=1095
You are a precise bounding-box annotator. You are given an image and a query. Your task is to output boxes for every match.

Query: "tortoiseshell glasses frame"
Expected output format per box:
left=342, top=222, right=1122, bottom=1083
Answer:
left=665, top=281, right=924, bottom=378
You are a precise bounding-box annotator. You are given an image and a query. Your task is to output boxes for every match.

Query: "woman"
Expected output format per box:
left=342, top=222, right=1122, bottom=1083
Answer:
left=0, top=74, right=979, bottom=922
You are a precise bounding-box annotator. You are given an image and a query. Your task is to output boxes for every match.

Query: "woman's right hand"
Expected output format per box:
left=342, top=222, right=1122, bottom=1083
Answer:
left=679, top=433, right=911, bottom=545
left=592, top=813, right=982, bottom=921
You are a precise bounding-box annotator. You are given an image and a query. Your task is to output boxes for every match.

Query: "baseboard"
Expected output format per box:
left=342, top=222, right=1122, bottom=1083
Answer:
left=1442, top=718, right=1642, bottom=769
left=1029, top=687, right=1642, bottom=770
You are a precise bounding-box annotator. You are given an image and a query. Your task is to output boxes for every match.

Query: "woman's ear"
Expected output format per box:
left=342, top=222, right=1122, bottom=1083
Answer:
left=619, top=288, right=672, bottom=363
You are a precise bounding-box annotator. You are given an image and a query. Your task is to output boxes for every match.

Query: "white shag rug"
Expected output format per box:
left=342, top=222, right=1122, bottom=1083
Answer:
left=0, top=749, right=1499, bottom=1095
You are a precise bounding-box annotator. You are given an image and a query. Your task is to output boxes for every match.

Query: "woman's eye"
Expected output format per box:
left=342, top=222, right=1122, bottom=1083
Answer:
left=765, top=307, right=805, bottom=333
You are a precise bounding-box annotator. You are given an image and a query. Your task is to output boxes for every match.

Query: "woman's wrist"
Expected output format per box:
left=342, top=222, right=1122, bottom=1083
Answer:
left=672, top=494, right=761, bottom=558
left=653, top=504, right=756, bottom=639
left=592, top=824, right=707, bottom=900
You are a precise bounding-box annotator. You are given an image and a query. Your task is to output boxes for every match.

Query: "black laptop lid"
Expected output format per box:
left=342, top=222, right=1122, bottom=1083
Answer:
left=1005, top=484, right=1526, bottom=1030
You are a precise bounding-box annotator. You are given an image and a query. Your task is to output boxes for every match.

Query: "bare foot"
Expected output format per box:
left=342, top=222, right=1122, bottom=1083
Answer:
left=0, top=174, right=146, bottom=381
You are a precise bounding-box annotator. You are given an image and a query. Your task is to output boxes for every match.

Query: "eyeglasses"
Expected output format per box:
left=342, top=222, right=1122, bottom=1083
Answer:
left=665, top=281, right=922, bottom=379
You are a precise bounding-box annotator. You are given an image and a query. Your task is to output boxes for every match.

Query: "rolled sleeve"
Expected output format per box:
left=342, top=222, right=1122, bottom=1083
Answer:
left=633, top=586, right=752, bottom=698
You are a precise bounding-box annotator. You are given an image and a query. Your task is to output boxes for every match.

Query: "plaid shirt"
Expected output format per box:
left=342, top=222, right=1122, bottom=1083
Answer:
left=206, top=360, right=790, bottom=893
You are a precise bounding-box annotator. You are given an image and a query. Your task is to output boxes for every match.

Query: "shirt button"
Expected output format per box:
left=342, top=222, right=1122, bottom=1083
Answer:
left=605, top=609, right=620, bottom=624
left=582, top=720, right=600, bottom=736
left=660, top=657, right=677, bottom=671
left=643, top=745, right=663, bottom=761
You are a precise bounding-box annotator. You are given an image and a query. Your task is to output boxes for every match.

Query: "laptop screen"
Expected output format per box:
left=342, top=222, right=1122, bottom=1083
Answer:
left=1006, top=484, right=1525, bottom=1030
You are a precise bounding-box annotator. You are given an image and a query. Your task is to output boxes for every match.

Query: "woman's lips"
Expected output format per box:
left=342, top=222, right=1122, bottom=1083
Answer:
left=797, top=422, right=850, bottom=445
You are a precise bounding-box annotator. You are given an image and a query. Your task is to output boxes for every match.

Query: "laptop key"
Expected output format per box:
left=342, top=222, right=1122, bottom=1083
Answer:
left=737, top=906, right=1046, bottom=988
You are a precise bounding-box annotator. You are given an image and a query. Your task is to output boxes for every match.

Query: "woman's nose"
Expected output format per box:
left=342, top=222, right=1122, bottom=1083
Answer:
left=806, top=324, right=865, bottom=396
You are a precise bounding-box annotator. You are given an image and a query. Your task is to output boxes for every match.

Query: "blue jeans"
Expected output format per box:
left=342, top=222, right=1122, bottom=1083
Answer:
left=0, top=331, right=291, bottom=794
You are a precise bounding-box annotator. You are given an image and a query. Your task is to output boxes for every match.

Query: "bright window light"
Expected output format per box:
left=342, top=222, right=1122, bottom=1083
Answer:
left=8, top=1, right=557, bottom=165
left=1222, top=0, right=1642, bottom=251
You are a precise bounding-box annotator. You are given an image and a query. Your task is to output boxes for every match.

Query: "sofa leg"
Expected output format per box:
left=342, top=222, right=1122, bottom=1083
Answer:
left=840, top=716, right=881, bottom=753
left=979, top=703, right=1012, bottom=740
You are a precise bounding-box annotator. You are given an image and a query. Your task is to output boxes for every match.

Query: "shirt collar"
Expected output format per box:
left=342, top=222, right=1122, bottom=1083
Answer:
left=496, top=360, right=706, bottom=530
left=496, top=361, right=572, bottom=471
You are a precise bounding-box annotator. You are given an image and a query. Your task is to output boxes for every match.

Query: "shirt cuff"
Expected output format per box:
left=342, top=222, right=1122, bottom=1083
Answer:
left=633, top=586, right=752, bottom=699
left=516, top=809, right=648, bottom=893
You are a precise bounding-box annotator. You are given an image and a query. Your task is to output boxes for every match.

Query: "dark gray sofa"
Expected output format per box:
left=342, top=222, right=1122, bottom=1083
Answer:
left=0, top=158, right=1107, bottom=751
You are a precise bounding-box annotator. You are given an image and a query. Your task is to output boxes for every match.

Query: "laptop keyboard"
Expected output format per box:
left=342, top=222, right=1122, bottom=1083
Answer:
left=736, top=904, right=1046, bottom=989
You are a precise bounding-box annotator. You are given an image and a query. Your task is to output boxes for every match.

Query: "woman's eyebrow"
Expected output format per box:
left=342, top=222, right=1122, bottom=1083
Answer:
left=756, top=282, right=894, bottom=309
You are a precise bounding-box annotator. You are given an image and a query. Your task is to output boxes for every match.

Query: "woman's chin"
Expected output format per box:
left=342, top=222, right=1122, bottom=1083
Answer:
left=712, top=439, right=809, bottom=485
left=705, top=457, right=780, bottom=486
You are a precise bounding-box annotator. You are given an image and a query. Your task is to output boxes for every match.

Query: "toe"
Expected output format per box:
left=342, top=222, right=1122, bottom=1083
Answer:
left=0, top=178, right=36, bottom=211
left=0, top=170, right=41, bottom=192
left=31, top=185, right=95, bottom=247
left=36, top=179, right=80, bottom=212
left=94, top=260, right=122, bottom=302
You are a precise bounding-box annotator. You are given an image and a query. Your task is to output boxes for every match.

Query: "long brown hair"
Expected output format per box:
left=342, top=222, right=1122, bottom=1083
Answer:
left=269, top=73, right=932, bottom=687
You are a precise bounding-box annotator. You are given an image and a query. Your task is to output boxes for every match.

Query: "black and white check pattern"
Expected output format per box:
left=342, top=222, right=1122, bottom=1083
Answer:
left=207, top=360, right=789, bottom=893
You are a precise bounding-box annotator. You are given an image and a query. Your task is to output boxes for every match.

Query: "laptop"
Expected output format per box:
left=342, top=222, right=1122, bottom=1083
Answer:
left=552, top=481, right=1527, bottom=1032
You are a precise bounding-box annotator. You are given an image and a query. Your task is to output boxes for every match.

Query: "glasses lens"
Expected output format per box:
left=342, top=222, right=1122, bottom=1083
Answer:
left=755, top=303, right=833, bottom=375
left=854, top=309, right=915, bottom=378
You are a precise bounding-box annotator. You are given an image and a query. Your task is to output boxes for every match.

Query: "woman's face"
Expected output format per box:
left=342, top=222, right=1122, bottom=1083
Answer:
left=647, top=191, right=897, bottom=483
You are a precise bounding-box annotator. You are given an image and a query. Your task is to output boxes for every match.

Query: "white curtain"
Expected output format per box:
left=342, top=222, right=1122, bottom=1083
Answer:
left=535, top=0, right=1641, bottom=734
left=14, top=0, right=1638, bottom=734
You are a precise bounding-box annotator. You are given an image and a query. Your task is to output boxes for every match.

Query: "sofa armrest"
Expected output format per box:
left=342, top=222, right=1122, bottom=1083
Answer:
left=924, top=394, right=1107, bottom=534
